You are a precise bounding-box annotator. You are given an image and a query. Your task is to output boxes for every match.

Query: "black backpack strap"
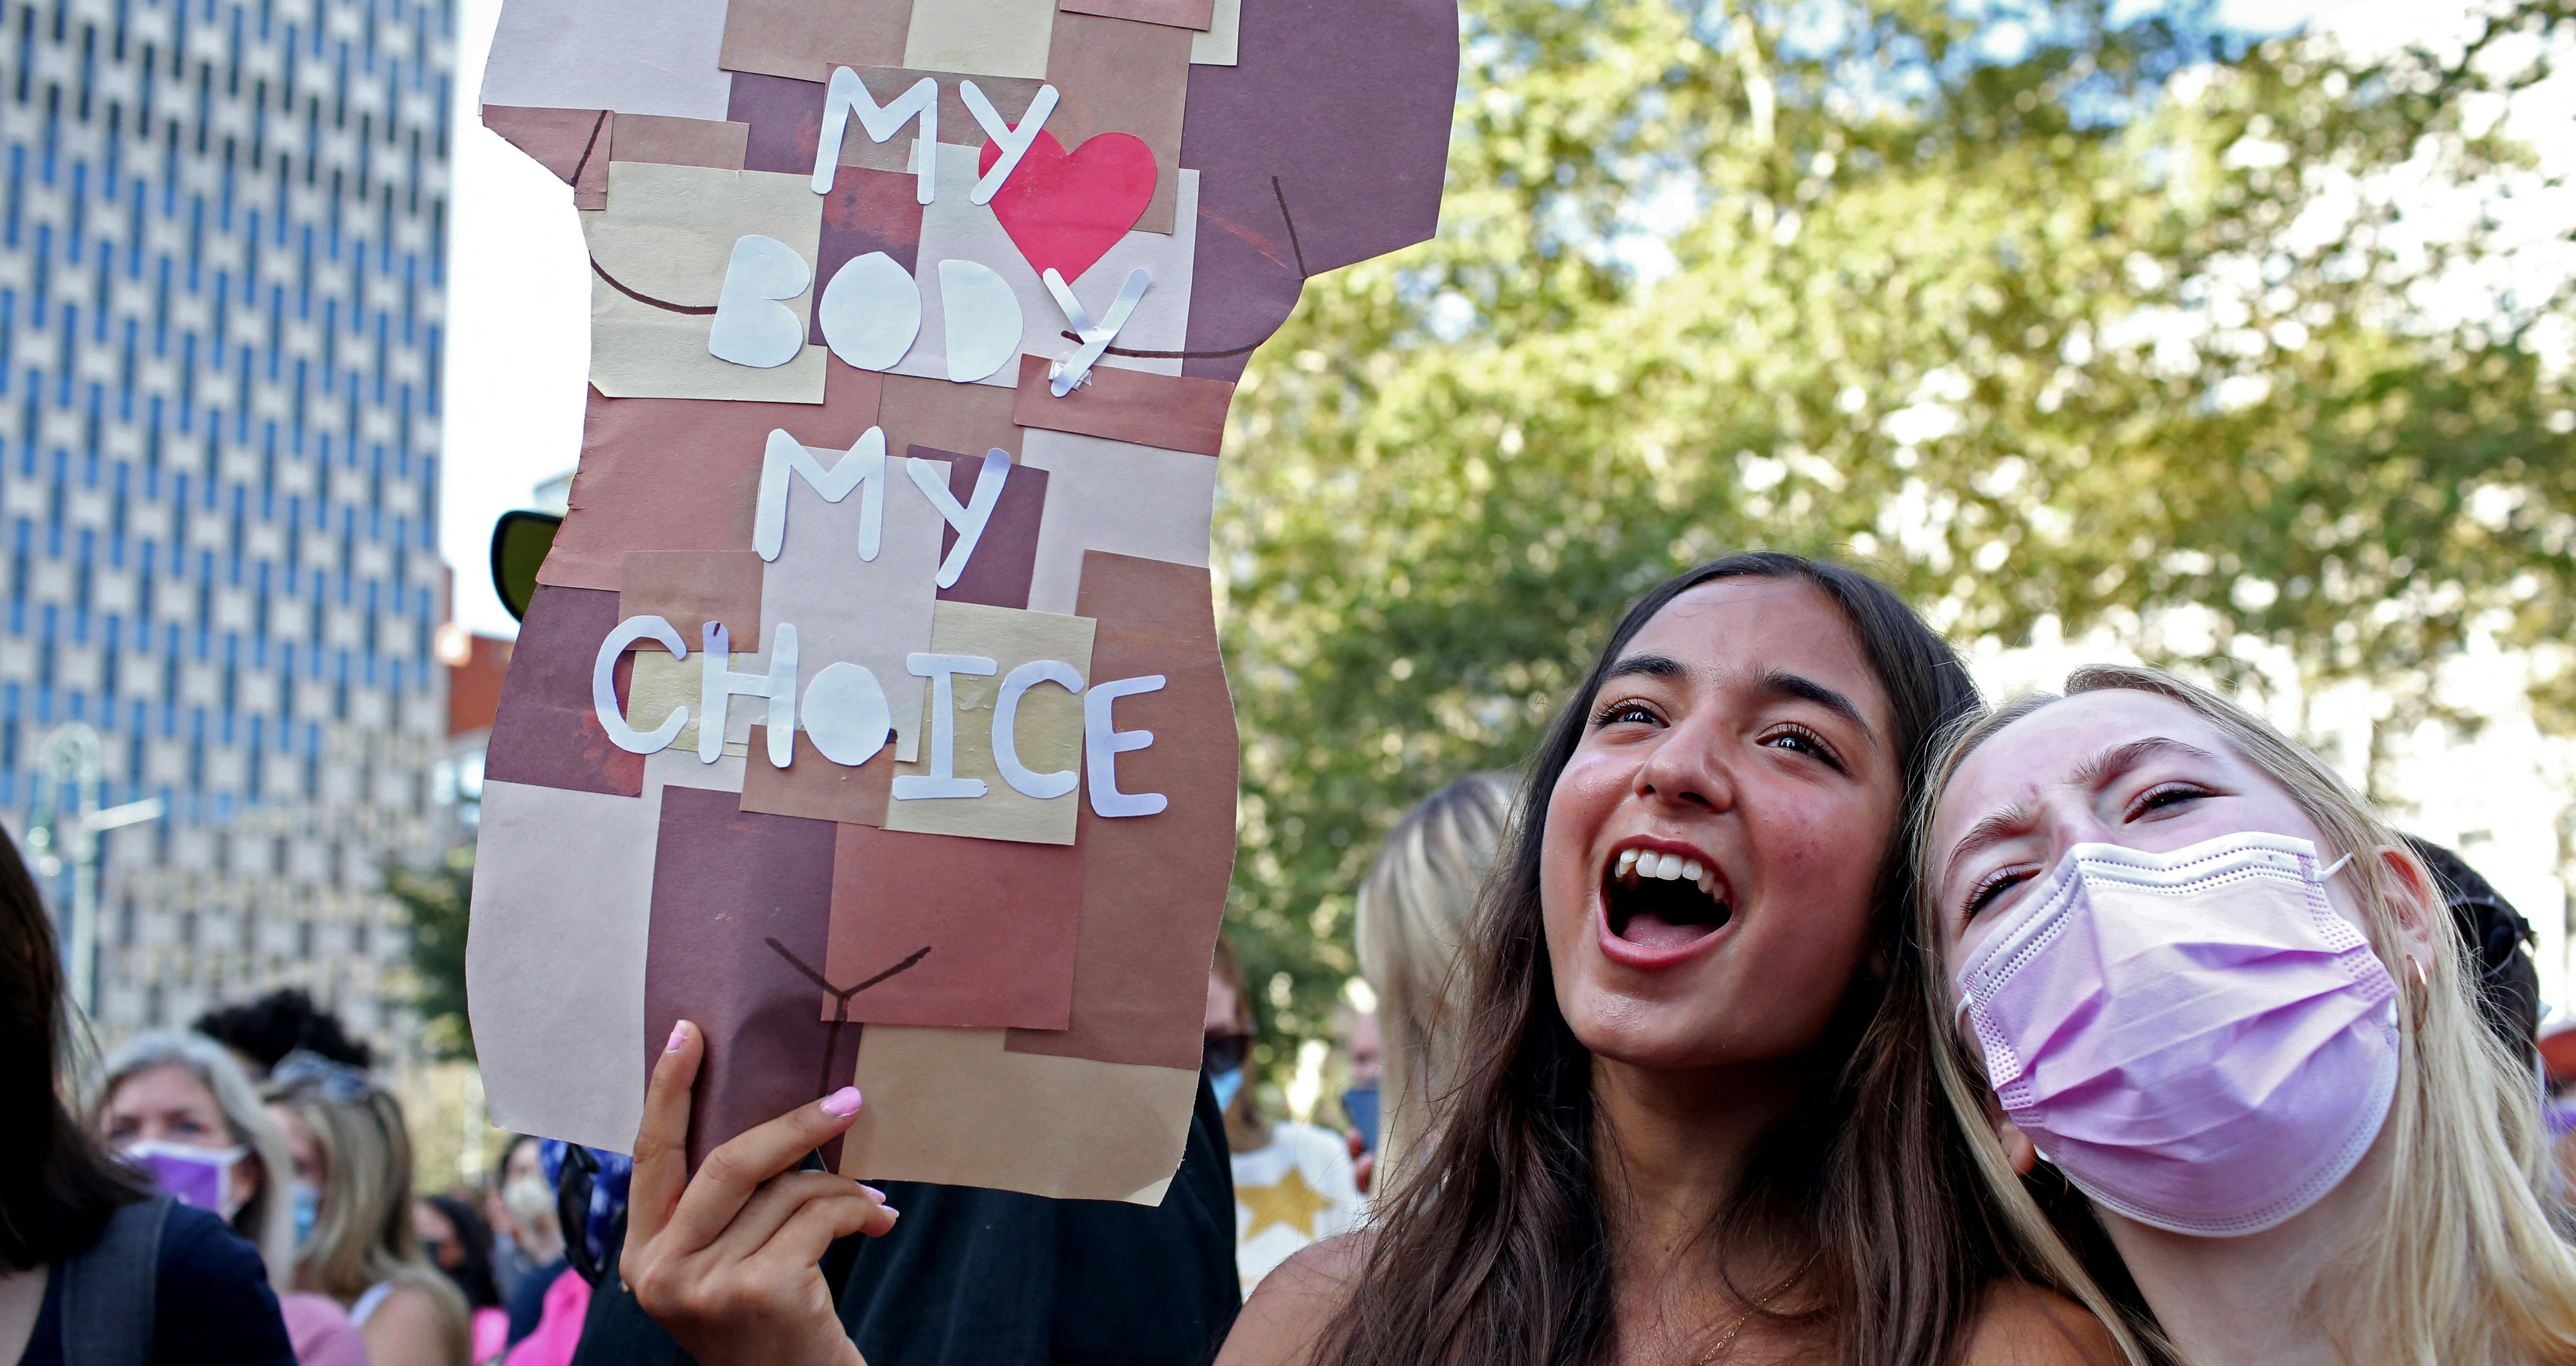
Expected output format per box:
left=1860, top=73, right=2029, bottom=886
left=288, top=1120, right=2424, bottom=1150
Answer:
left=59, top=1193, right=170, bottom=1366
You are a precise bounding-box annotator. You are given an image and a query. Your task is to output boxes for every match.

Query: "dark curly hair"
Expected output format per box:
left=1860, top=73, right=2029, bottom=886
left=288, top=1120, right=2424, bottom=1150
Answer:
left=194, top=986, right=375, bottom=1076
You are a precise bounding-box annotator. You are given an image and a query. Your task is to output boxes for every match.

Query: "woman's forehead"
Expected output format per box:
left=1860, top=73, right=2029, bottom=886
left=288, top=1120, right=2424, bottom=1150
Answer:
left=1943, top=690, right=2235, bottom=822
left=1625, top=580, right=1883, bottom=700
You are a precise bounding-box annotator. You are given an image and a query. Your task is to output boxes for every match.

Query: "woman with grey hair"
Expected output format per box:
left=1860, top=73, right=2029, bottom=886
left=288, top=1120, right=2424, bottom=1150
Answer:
left=93, top=1032, right=368, bottom=1366
left=1352, top=771, right=1517, bottom=1197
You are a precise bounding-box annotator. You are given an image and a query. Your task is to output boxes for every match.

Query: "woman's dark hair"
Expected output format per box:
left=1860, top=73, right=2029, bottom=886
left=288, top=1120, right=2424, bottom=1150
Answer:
left=1323, top=552, right=2017, bottom=1366
left=0, top=826, right=149, bottom=1270
left=423, top=1192, right=505, bottom=1310
left=194, top=986, right=376, bottom=1075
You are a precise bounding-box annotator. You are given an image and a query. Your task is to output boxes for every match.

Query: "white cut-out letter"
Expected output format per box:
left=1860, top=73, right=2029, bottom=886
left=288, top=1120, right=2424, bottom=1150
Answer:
left=699, top=622, right=799, bottom=767
left=937, top=259, right=1022, bottom=384
left=961, top=81, right=1060, bottom=205
left=593, top=615, right=688, bottom=755
left=905, top=447, right=1011, bottom=590
left=893, top=653, right=998, bottom=800
left=816, top=251, right=922, bottom=372
left=755, top=427, right=886, bottom=563
left=1043, top=267, right=1150, bottom=396
left=1084, top=674, right=1168, bottom=817
left=993, top=659, right=1083, bottom=800
left=802, top=661, right=891, bottom=767
left=708, top=235, right=812, bottom=369
left=813, top=68, right=939, bottom=203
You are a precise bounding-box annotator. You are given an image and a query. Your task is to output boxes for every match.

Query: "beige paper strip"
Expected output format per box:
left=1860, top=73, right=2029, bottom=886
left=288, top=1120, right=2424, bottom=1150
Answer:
left=902, top=0, right=1057, bottom=80
left=883, top=601, right=1095, bottom=845
left=841, top=1025, right=1196, bottom=1203
left=585, top=163, right=827, bottom=403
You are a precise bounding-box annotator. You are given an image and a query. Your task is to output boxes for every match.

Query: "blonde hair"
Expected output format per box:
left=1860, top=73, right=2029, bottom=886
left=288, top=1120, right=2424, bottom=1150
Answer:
left=92, top=1031, right=300, bottom=1293
left=1352, top=771, right=1515, bottom=1197
left=266, top=1064, right=471, bottom=1365
left=1912, top=664, right=2576, bottom=1366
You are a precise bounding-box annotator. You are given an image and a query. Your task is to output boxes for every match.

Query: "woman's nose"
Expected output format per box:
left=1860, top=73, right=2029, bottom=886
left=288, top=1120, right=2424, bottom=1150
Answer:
left=1633, top=713, right=1736, bottom=813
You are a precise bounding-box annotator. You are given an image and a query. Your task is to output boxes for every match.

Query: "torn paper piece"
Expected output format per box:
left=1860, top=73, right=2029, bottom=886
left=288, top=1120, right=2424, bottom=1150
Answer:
left=899, top=157, right=1200, bottom=387
left=718, top=0, right=910, bottom=83
left=585, top=163, right=827, bottom=401
left=1008, top=552, right=1235, bottom=1070
left=539, top=365, right=883, bottom=592
left=468, top=749, right=739, bottom=1157
left=1011, top=354, right=1231, bottom=456
left=1016, top=429, right=1215, bottom=615
left=1189, top=0, right=1240, bottom=64
left=809, top=170, right=927, bottom=351
left=909, top=445, right=1049, bottom=610
left=886, top=601, right=1095, bottom=846
left=1178, top=0, right=1456, bottom=275
left=903, top=0, right=1058, bottom=81
left=609, top=114, right=751, bottom=169
left=642, top=784, right=848, bottom=1170
left=484, top=585, right=648, bottom=797
left=480, top=0, right=733, bottom=120
left=619, top=550, right=767, bottom=653
left=878, top=375, right=1026, bottom=462
left=1170, top=164, right=1302, bottom=383
left=1061, top=0, right=1215, bottom=32
left=842, top=1025, right=1199, bottom=1202
left=936, top=260, right=1025, bottom=383
left=759, top=445, right=943, bottom=770
left=482, top=105, right=614, bottom=209
left=742, top=724, right=897, bottom=826
left=1044, top=11, right=1192, bottom=235
left=825, top=825, right=1081, bottom=1029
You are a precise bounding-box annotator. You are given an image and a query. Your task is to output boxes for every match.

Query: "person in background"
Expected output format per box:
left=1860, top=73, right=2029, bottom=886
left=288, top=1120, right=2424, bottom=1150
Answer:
left=1207, top=936, right=1362, bottom=1300
left=92, top=1032, right=369, bottom=1366
left=267, top=1054, right=472, bottom=1366
left=195, top=990, right=377, bottom=1080
left=416, top=1194, right=508, bottom=1360
left=497, top=1148, right=568, bottom=1349
left=0, top=827, right=296, bottom=1366
left=482, top=1136, right=555, bottom=1307
left=1349, top=771, right=1516, bottom=1200
left=1335, top=1006, right=1382, bottom=1195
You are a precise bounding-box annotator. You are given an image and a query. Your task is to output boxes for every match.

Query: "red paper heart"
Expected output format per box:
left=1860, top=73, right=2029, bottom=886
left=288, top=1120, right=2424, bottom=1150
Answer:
left=979, top=130, right=1158, bottom=285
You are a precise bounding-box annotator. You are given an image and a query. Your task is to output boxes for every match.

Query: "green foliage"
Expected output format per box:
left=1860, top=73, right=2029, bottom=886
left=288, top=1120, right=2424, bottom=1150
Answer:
left=389, top=846, right=478, bottom=1061
left=1217, top=0, right=2576, bottom=1053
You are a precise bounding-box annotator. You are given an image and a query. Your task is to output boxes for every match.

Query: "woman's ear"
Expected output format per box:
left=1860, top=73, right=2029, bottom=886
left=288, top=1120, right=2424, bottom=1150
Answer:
left=2372, top=844, right=2443, bottom=973
left=1997, top=1117, right=2038, bottom=1176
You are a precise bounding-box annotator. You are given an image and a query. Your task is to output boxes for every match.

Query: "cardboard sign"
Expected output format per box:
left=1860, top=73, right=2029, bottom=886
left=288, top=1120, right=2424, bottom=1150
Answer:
left=467, top=0, right=1458, bottom=1201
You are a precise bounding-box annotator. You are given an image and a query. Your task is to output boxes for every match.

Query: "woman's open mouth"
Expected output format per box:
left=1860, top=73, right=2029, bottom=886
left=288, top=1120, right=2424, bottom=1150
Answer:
left=1601, top=843, right=1733, bottom=952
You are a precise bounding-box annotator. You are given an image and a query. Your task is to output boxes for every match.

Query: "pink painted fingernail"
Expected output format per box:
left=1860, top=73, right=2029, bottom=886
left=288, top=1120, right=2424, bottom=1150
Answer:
left=821, top=1087, right=862, bottom=1118
left=858, top=1184, right=886, bottom=1201
left=665, top=1023, right=690, bottom=1053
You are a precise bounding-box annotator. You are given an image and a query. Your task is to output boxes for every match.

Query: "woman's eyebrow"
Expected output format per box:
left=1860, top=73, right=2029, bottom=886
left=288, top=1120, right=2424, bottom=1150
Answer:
left=1757, top=668, right=1875, bottom=742
left=2069, top=736, right=2223, bottom=790
left=1602, top=653, right=1688, bottom=684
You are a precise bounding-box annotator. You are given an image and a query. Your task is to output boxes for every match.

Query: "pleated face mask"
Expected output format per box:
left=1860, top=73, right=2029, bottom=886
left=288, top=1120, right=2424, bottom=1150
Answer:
left=1953, top=832, right=2400, bottom=1237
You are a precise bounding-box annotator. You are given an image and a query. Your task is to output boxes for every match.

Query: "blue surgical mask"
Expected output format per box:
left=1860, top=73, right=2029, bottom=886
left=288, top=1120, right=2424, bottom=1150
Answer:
left=290, top=1181, right=321, bottom=1248
left=1342, top=1085, right=1380, bottom=1154
left=1210, top=1067, right=1244, bottom=1111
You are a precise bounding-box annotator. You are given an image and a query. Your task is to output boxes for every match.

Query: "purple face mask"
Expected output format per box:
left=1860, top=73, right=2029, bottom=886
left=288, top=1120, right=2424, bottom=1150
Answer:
left=121, top=1140, right=246, bottom=1218
left=1954, top=832, right=2399, bottom=1237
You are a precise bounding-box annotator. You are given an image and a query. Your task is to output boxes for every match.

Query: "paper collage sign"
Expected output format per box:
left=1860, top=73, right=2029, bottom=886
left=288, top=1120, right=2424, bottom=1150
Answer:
left=463, top=0, right=1459, bottom=1201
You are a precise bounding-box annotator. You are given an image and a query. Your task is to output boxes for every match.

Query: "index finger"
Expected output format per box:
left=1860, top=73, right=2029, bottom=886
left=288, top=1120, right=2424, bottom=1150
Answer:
left=661, top=1081, right=866, bottom=1253
left=626, top=1018, right=704, bottom=1253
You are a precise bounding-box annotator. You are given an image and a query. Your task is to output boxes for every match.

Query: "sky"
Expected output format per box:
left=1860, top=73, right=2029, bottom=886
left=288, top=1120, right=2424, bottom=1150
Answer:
left=434, top=0, right=2565, bottom=637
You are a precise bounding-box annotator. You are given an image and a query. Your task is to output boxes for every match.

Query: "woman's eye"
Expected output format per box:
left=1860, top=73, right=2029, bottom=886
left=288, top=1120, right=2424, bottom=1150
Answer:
left=2130, top=783, right=2208, bottom=818
left=1593, top=700, right=1661, bottom=729
left=1964, top=867, right=2033, bottom=919
left=1761, top=725, right=1843, bottom=771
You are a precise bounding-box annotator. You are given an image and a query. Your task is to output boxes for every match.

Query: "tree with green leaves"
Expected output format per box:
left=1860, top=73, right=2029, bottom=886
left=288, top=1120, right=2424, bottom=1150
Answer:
left=1218, top=0, right=2576, bottom=1056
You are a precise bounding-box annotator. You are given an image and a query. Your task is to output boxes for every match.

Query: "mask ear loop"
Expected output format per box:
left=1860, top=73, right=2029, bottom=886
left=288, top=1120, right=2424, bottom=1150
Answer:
left=2319, top=851, right=2356, bottom=880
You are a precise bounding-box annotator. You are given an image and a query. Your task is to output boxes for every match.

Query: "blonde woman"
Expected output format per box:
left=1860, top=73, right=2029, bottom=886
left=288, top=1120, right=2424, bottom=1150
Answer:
left=93, top=1032, right=368, bottom=1366
left=1914, top=664, right=2576, bottom=1365
left=267, top=1053, right=471, bottom=1366
left=1351, top=770, right=1515, bottom=1197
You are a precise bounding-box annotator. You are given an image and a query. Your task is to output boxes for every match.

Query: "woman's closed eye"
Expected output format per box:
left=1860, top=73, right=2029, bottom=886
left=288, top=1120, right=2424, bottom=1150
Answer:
left=2125, top=781, right=2212, bottom=821
left=1962, top=865, right=2037, bottom=920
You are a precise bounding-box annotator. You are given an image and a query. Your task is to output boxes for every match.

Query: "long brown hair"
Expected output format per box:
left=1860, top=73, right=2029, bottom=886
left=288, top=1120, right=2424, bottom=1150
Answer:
left=1321, top=553, right=2102, bottom=1366
left=0, top=824, right=149, bottom=1271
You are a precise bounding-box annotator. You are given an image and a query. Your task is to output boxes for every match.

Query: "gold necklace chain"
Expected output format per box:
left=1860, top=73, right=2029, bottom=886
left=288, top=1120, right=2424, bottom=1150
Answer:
left=1683, top=1252, right=1821, bottom=1366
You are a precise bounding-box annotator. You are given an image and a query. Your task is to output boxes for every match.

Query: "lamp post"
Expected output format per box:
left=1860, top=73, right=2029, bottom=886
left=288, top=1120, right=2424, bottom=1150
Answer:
left=24, top=724, right=165, bottom=1016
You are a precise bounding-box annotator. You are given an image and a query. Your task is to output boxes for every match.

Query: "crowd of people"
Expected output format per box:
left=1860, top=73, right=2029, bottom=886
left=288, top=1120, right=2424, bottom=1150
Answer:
left=9, top=550, right=2576, bottom=1365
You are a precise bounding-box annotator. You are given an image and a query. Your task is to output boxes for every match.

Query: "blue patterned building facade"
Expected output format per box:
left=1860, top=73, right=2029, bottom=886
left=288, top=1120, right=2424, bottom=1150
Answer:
left=0, top=0, right=452, bottom=1047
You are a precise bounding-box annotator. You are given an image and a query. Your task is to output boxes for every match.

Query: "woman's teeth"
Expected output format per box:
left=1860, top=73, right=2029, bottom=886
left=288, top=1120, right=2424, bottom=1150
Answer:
left=1612, top=847, right=1718, bottom=898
